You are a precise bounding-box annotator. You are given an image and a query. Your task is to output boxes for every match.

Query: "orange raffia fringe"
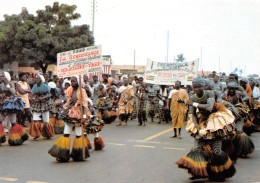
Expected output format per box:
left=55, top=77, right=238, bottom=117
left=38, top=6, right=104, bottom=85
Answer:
left=71, top=136, right=90, bottom=161
left=54, top=119, right=64, bottom=134
left=176, top=155, right=208, bottom=177
left=15, top=124, right=28, bottom=142
left=28, top=121, right=42, bottom=138
left=0, top=124, right=6, bottom=143
left=85, top=135, right=92, bottom=150
left=8, top=125, right=23, bottom=146
left=48, top=136, right=71, bottom=162
left=94, top=135, right=105, bottom=150
left=42, top=122, right=55, bottom=138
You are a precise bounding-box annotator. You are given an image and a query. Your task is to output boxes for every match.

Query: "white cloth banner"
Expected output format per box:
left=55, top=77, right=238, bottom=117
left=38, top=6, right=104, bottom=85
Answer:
left=57, top=45, right=102, bottom=78
left=144, top=58, right=199, bottom=85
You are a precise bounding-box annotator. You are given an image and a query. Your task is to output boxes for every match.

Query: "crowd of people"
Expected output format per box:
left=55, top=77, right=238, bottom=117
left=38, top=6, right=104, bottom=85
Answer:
left=0, top=70, right=259, bottom=181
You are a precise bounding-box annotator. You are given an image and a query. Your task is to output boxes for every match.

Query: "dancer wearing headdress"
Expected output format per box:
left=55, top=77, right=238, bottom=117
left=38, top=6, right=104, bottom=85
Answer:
left=85, top=97, right=105, bottom=150
left=48, top=76, right=90, bottom=162
left=176, top=78, right=236, bottom=181
left=0, top=71, right=28, bottom=146
left=48, top=82, right=64, bottom=134
left=28, top=74, right=55, bottom=139
left=222, top=81, right=254, bottom=158
left=248, top=78, right=260, bottom=132
left=94, top=84, right=117, bottom=124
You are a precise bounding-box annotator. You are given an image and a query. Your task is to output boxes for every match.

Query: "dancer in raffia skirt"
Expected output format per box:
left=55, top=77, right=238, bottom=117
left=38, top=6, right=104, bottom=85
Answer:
left=28, top=74, right=55, bottom=139
left=0, top=71, right=28, bottom=146
left=222, top=82, right=254, bottom=159
left=95, top=85, right=117, bottom=124
left=48, top=82, right=64, bottom=134
left=176, top=78, right=236, bottom=181
left=85, top=97, right=105, bottom=150
left=48, top=76, right=90, bottom=162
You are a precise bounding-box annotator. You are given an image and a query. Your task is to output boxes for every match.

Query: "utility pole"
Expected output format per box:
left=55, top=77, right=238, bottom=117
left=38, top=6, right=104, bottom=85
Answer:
left=200, top=47, right=203, bottom=71
left=92, top=0, right=96, bottom=37
left=134, top=50, right=136, bottom=71
left=166, top=31, right=169, bottom=63
left=219, top=56, right=220, bottom=73
left=230, top=61, right=233, bottom=73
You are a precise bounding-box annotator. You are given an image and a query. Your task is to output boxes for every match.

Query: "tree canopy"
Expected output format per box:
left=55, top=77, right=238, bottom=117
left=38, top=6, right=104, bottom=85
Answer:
left=175, top=53, right=185, bottom=63
left=0, top=2, right=94, bottom=73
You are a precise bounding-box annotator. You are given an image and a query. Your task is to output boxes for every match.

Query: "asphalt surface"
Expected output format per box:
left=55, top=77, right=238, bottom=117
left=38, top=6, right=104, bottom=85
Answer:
left=0, top=118, right=260, bottom=183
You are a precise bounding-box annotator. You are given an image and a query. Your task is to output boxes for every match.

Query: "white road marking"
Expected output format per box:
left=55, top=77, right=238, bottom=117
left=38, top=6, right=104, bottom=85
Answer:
left=163, top=147, right=186, bottom=151
left=0, top=177, right=18, bottom=181
left=134, top=145, right=155, bottom=148
left=107, top=142, right=127, bottom=146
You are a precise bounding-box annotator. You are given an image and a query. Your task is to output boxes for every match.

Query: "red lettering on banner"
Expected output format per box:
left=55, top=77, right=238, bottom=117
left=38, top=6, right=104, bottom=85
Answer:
left=69, top=50, right=100, bottom=60
left=178, top=73, right=185, bottom=77
left=158, top=73, right=171, bottom=77
left=60, top=65, right=85, bottom=72
left=88, top=62, right=101, bottom=68
left=59, top=57, right=66, bottom=62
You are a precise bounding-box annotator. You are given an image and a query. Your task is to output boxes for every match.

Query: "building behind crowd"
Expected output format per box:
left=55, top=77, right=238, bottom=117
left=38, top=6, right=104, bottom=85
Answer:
left=111, top=65, right=145, bottom=80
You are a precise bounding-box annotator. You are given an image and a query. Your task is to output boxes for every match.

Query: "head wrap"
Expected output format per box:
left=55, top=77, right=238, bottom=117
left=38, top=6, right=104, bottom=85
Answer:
left=70, top=76, right=80, bottom=85
left=192, top=77, right=205, bottom=87
left=227, top=81, right=238, bottom=89
left=256, top=80, right=260, bottom=86
left=62, top=78, right=71, bottom=88
left=31, top=76, right=50, bottom=94
left=37, top=74, right=45, bottom=83
left=248, top=78, right=256, bottom=85
left=3, top=71, right=11, bottom=82
left=48, top=82, right=56, bottom=89
left=204, top=79, right=214, bottom=90
left=229, top=72, right=238, bottom=78
left=240, top=78, right=248, bottom=84
left=214, top=75, right=219, bottom=78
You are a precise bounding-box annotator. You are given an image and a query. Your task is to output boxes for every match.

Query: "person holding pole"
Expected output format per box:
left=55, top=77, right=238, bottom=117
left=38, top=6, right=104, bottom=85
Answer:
left=48, top=76, right=90, bottom=162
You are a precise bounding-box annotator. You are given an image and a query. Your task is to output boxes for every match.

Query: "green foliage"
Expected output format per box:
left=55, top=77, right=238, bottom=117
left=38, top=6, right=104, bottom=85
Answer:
left=0, top=2, right=94, bottom=72
left=176, top=53, right=185, bottom=63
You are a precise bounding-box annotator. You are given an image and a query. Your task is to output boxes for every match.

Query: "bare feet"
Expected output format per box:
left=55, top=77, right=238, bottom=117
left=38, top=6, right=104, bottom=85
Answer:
left=177, top=136, right=182, bottom=139
left=116, top=123, right=122, bottom=126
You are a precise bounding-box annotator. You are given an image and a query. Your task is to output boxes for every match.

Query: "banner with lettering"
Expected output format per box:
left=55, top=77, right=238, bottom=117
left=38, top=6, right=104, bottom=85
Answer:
left=57, top=45, right=102, bottom=78
left=144, top=58, right=199, bottom=85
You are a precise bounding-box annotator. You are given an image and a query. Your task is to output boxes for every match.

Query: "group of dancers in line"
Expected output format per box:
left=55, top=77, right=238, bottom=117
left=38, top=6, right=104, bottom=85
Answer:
left=0, top=70, right=259, bottom=181
left=176, top=73, right=259, bottom=181
left=0, top=72, right=105, bottom=162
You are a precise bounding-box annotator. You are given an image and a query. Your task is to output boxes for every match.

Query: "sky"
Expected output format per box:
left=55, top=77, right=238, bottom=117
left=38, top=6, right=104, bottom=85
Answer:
left=0, top=0, right=260, bottom=76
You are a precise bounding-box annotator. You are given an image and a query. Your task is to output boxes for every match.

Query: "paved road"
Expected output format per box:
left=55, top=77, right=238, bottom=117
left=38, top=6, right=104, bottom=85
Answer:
left=0, top=119, right=260, bottom=183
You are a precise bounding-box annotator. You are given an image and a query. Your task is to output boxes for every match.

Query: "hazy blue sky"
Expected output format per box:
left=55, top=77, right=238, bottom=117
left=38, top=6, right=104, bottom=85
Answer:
left=0, top=0, right=259, bottom=75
